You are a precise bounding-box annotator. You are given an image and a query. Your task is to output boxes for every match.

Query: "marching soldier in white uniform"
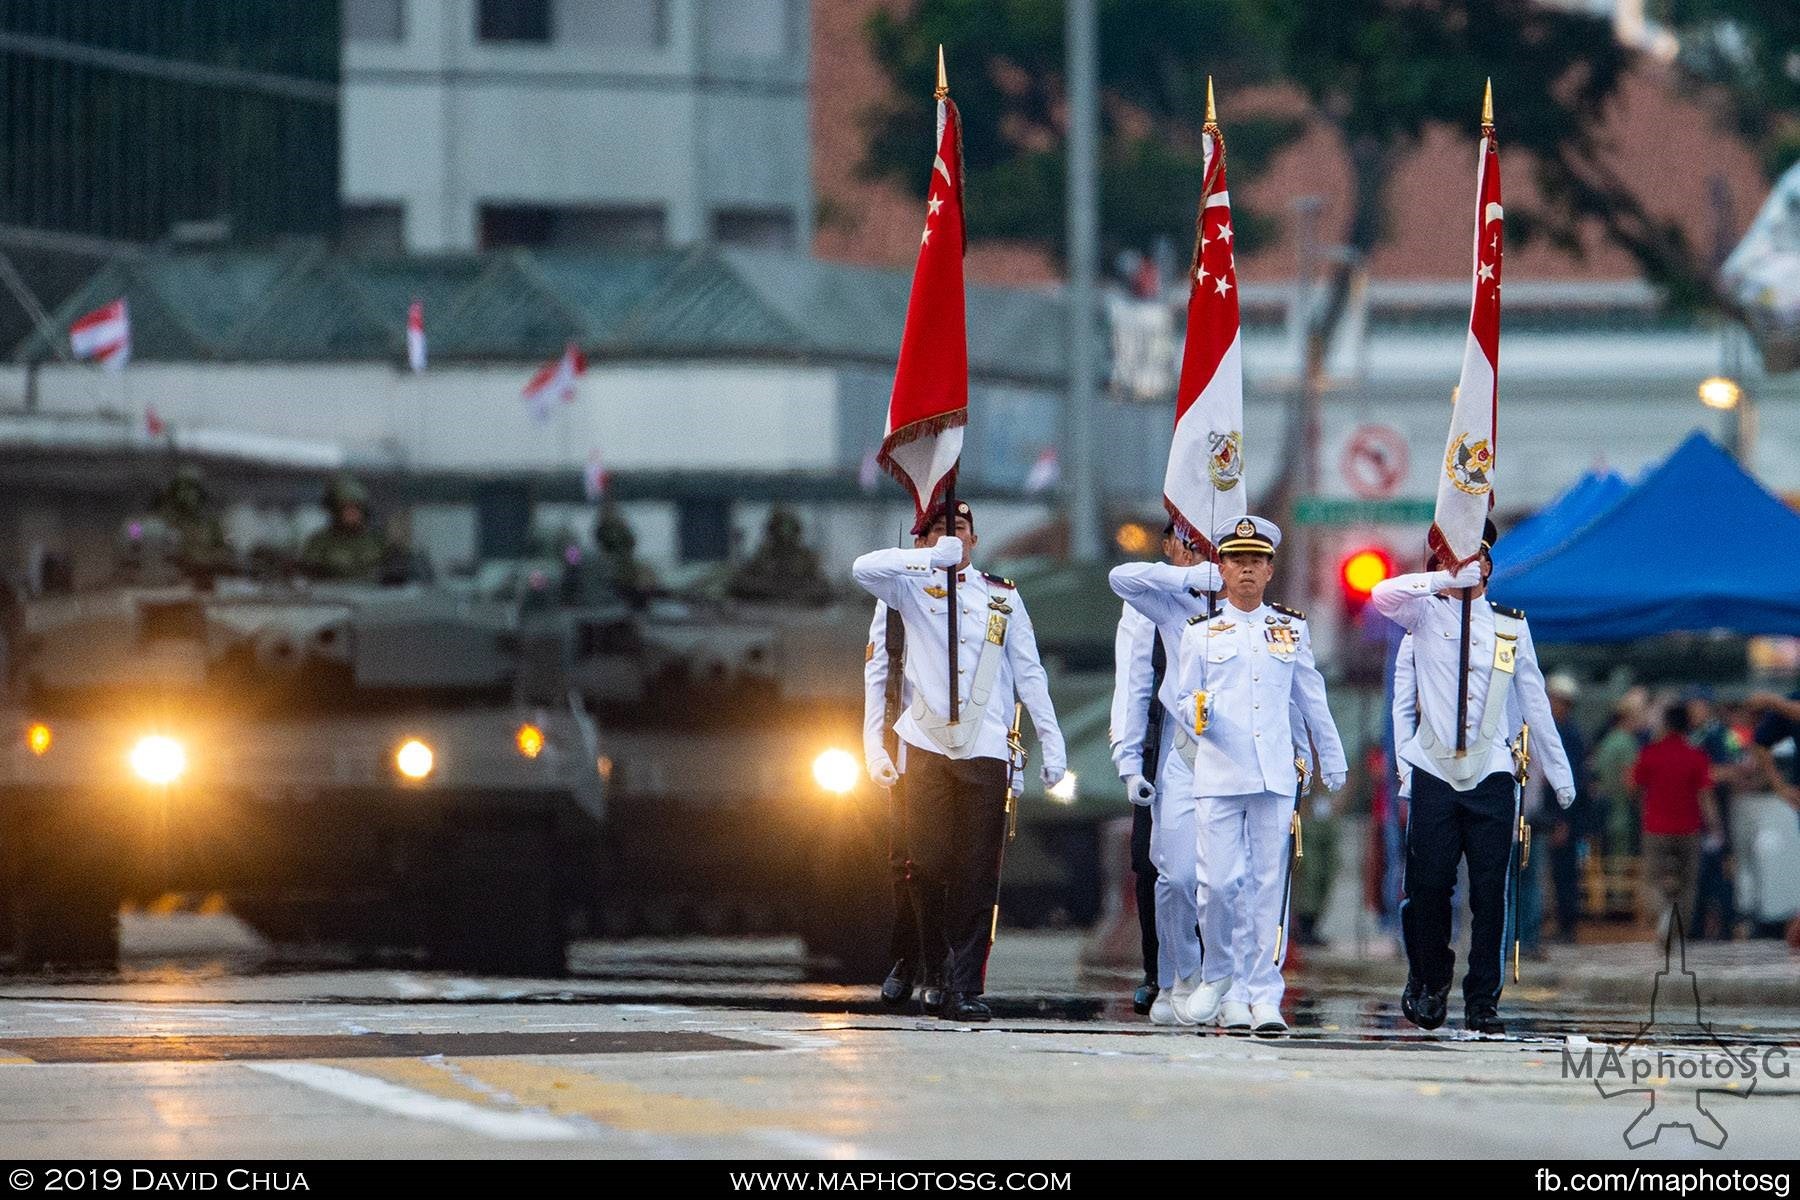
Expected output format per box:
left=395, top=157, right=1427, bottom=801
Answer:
left=1174, top=516, right=1346, bottom=1035
left=1372, top=522, right=1574, bottom=1036
left=1108, top=534, right=1220, bottom=1024
left=852, top=500, right=1067, bottom=1022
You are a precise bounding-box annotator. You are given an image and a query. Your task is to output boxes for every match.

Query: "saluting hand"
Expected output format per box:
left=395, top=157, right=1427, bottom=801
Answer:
left=1124, top=774, right=1156, bottom=806
left=1429, top=561, right=1484, bottom=592
left=928, top=537, right=964, bottom=568
left=1184, top=562, right=1223, bottom=593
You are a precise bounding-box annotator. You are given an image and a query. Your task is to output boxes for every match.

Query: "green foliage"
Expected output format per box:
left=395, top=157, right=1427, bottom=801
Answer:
left=861, top=0, right=1772, bottom=309
left=1672, top=0, right=1800, bottom=179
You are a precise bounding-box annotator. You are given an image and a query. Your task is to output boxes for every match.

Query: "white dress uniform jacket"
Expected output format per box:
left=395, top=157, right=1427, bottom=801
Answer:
left=851, top=547, right=1067, bottom=775
left=1175, top=601, right=1347, bottom=796
left=1371, top=573, right=1573, bottom=797
left=1108, top=602, right=1165, bottom=780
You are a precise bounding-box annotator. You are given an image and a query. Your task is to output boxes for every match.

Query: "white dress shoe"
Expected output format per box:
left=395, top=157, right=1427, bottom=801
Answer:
left=1168, top=971, right=1201, bottom=1026
left=1149, top=992, right=1178, bottom=1025
left=1180, top=975, right=1232, bottom=1026
left=1219, top=1000, right=1254, bottom=1032
left=1250, top=1003, right=1288, bottom=1035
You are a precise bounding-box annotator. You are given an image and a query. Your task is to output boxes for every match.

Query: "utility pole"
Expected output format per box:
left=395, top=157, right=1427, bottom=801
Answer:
left=1064, top=0, right=1102, bottom=561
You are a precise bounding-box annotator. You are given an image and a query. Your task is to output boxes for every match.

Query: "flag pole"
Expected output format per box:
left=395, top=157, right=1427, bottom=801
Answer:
left=1203, top=76, right=1222, bottom=620
left=1457, top=81, right=1495, bottom=756
left=937, top=45, right=960, bottom=726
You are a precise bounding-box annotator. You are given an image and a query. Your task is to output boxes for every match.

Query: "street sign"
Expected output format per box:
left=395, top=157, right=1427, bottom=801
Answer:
left=1294, top=496, right=1435, bottom=526
left=1340, top=424, right=1409, bottom=499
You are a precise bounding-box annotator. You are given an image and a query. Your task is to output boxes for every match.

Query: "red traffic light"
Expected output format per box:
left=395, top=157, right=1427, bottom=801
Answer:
left=1339, top=546, right=1394, bottom=601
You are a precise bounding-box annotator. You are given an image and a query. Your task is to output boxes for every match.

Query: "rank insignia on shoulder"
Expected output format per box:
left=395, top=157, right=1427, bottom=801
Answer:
left=1491, top=603, right=1525, bottom=619
left=1271, top=602, right=1306, bottom=621
left=923, top=585, right=948, bottom=599
left=1187, top=614, right=1206, bottom=625
left=988, top=597, right=1013, bottom=614
left=981, top=571, right=1015, bottom=590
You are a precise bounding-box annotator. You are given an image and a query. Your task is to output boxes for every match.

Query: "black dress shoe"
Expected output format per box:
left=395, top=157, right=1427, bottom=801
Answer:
left=920, top=985, right=947, bottom=1016
left=942, top=992, right=992, bottom=1022
left=1132, top=982, right=1159, bottom=1016
left=1465, top=1004, right=1506, bottom=1037
left=1400, top=977, right=1450, bottom=1031
left=879, top=961, right=914, bottom=1008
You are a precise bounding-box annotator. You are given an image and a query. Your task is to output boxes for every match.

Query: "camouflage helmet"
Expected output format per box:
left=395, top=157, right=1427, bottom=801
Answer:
left=323, top=474, right=370, bottom=509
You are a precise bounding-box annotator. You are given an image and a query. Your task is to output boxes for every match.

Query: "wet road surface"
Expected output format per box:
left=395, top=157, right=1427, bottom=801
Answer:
left=0, top=918, right=1794, bottom=1158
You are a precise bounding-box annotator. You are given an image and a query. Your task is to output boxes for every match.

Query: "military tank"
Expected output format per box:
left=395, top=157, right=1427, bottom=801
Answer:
left=0, top=576, right=606, bottom=974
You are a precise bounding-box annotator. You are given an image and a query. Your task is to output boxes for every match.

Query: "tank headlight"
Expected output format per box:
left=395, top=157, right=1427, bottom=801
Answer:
left=812, top=748, right=859, bottom=795
left=395, top=738, right=435, bottom=780
left=26, top=722, right=52, bottom=756
left=515, top=723, right=545, bottom=759
left=1048, top=770, right=1078, bottom=804
left=129, top=735, right=187, bottom=785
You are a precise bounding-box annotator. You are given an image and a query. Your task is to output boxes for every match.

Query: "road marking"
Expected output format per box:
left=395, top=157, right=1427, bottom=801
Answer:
left=386, top=975, right=435, bottom=999
left=246, top=1061, right=583, bottom=1142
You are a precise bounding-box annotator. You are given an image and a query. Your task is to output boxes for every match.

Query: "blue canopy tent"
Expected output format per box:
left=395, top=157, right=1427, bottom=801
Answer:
left=1490, top=468, right=1631, bottom=581
left=1489, top=431, right=1800, bottom=642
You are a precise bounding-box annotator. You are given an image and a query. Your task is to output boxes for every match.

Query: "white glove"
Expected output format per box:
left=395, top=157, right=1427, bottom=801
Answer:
left=868, top=752, right=899, bottom=788
left=1323, top=771, right=1347, bottom=792
left=1555, top=787, right=1576, bottom=810
left=1041, top=765, right=1066, bottom=790
left=1183, top=562, right=1223, bottom=593
left=1397, top=767, right=1413, bottom=800
left=1124, top=774, right=1156, bottom=805
left=927, top=536, right=964, bottom=568
left=1429, top=561, right=1483, bottom=591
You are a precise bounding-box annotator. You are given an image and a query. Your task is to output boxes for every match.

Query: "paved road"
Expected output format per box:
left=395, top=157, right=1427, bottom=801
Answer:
left=0, top=919, right=1793, bottom=1159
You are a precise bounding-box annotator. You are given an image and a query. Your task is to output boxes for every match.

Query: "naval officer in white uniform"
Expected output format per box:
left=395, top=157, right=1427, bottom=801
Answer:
left=1174, top=516, right=1346, bottom=1035
left=1372, top=523, right=1573, bottom=1036
left=851, top=499, right=1066, bottom=1022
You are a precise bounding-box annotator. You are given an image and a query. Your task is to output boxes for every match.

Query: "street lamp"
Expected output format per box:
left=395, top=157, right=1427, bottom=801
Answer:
left=1698, top=376, right=1742, bottom=410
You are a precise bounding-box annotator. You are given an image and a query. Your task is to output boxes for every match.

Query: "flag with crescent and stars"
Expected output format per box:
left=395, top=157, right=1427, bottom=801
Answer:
left=877, top=94, right=968, bottom=524
left=1162, top=116, right=1245, bottom=558
left=1429, top=118, right=1503, bottom=570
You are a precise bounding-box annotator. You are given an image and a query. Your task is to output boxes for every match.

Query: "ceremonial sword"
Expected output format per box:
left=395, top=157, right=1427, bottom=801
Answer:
left=1510, top=722, right=1532, bottom=983
left=1273, top=754, right=1307, bottom=964
left=989, top=699, right=1027, bottom=947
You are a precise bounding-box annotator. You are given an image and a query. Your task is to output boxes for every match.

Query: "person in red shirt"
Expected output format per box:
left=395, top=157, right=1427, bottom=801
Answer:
left=1631, top=702, right=1722, bottom=933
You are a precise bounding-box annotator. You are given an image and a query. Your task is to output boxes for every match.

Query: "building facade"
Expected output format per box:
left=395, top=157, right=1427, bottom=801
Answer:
left=341, top=0, right=813, bottom=255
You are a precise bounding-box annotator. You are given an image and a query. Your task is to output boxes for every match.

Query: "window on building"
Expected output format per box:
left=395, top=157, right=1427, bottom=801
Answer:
left=712, top=207, right=797, bottom=251
left=340, top=203, right=408, bottom=255
left=481, top=204, right=667, bottom=250
left=557, top=0, right=668, bottom=50
left=678, top=498, right=732, bottom=563
left=704, top=0, right=789, bottom=59
left=344, top=0, right=405, bottom=42
left=478, top=0, right=552, bottom=43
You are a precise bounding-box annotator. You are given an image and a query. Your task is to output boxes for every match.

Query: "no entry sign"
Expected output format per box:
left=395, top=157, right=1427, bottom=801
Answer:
left=1340, top=424, right=1409, bottom=499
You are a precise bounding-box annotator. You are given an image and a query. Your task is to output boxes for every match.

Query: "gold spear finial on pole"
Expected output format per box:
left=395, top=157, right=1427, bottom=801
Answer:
left=935, top=44, right=948, bottom=100
left=1206, top=75, right=1216, bottom=125
left=1482, top=77, right=1494, bottom=132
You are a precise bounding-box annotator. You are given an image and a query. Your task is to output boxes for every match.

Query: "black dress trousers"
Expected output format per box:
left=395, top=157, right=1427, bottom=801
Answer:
left=1400, top=768, right=1519, bottom=1010
left=905, top=748, right=1010, bottom=994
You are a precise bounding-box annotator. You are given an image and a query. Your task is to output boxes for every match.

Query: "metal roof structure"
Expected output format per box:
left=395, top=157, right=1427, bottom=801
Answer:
left=12, top=242, right=1072, bottom=386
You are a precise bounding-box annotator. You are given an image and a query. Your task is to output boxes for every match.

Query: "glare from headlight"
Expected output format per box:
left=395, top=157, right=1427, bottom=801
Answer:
left=515, top=723, right=545, bottom=759
left=26, top=722, right=52, bottom=756
left=812, top=748, right=859, bottom=795
left=395, top=738, right=435, bottom=780
left=1048, top=770, right=1078, bottom=804
left=129, top=735, right=187, bottom=785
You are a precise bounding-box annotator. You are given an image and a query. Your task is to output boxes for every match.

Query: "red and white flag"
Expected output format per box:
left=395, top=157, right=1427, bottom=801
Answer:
left=406, top=299, right=427, bottom=373
left=582, top=449, right=610, bottom=503
left=145, top=406, right=166, bottom=438
left=1162, top=124, right=1245, bottom=557
left=1428, top=124, right=1503, bottom=570
left=70, top=298, right=130, bottom=370
left=876, top=94, right=968, bottom=522
left=1025, top=447, right=1061, bottom=493
left=522, top=343, right=587, bottom=422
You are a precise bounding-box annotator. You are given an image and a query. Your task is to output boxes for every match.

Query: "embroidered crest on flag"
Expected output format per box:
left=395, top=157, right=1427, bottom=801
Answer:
left=1207, top=430, right=1243, bottom=491
left=1445, top=434, right=1494, bottom=497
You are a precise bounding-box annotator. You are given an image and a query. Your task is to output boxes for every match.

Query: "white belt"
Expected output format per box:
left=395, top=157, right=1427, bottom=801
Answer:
left=908, top=612, right=1008, bottom=759
left=1415, top=612, right=1521, bottom=791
